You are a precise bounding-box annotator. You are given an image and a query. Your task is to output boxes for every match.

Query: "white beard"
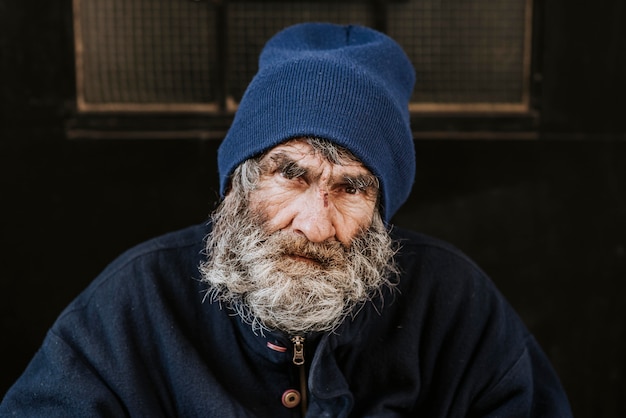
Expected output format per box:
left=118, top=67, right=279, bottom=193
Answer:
left=199, top=191, right=396, bottom=335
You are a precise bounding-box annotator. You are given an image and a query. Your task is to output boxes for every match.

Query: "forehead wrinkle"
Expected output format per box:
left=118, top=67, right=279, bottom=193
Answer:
left=267, top=139, right=361, bottom=166
left=262, top=142, right=375, bottom=187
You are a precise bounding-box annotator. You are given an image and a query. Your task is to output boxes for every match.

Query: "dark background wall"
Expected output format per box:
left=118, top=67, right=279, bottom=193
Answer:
left=1, top=0, right=625, bottom=417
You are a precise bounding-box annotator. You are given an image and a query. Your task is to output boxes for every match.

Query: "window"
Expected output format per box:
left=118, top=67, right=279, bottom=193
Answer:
left=70, top=0, right=536, bottom=138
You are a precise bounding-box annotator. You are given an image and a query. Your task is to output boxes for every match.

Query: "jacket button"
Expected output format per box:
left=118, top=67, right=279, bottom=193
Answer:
left=281, top=389, right=301, bottom=408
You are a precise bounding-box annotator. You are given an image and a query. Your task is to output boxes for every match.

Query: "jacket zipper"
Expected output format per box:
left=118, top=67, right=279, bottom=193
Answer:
left=291, top=335, right=308, bottom=416
left=291, top=335, right=305, bottom=365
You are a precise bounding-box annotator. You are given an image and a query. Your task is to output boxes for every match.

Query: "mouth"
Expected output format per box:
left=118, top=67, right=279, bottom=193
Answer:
left=287, top=253, right=322, bottom=265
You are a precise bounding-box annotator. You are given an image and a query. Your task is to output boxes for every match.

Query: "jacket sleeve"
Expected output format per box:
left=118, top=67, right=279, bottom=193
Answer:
left=443, top=267, right=573, bottom=418
left=0, top=330, right=127, bottom=417
left=385, top=230, right=573, bottom=417
left=443, top=264, right=573, bottom=418
left=467, top=335, right=572, bottom=417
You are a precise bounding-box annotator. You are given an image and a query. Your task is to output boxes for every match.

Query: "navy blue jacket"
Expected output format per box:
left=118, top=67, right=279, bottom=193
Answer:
left=0, top=223, right=572, bottom=417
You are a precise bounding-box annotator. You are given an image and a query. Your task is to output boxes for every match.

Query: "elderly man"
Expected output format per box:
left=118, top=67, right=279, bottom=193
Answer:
left=1, top=23, right=571, bottom=417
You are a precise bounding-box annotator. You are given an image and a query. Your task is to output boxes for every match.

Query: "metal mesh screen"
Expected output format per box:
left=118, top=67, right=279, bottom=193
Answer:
left=74, top=0, right=531, bottom=113
left=388, top=0, right=530, bottom=108
left=76, top=0, right=216, bottom=109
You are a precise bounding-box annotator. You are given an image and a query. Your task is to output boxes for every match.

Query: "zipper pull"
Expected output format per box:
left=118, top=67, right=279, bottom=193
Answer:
left=291, top=335, right=305, bottom=366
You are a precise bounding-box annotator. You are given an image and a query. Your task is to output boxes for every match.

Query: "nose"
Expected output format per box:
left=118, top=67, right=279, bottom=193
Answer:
left=290, top=188, right=336, bottom=243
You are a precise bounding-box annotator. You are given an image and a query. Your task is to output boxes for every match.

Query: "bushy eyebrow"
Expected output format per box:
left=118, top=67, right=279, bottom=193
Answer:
left=266, top=153, right=308, bottom=178
left=343, top=173, right=379, bottom=192
left=264, top=151, right=379, bottom=193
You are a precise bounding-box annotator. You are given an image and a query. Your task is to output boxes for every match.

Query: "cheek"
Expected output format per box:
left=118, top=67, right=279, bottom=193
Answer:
left=337, top=205, right=375, bottom=237
left=330, top=196, right=376, bottom=243
left=337, top=194, right=376, bottom=222
left=249, top=185, right=297, bottom=231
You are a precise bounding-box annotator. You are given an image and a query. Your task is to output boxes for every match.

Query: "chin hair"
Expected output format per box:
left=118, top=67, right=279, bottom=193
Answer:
left=200, top=158, right=398, bottom=334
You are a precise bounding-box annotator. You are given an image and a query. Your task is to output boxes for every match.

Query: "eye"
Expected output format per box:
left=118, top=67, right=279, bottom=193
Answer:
left=340, top=175, right=379, bottom=199
left=345, top=186, right=358, bottom=195
left=342, top=178, right=368, bottom=195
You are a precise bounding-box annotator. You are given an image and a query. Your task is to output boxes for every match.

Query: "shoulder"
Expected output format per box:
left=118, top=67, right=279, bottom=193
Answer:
left=104, top=222, right=210, bottom=272
left=391, top=226, right=475, bottom=259
left=47, top=222, right=219, bottom=368
left=58, top=223, right=212, bottom=320
left=389, top=225, right=486, bottom=284
left=99, top=222, right=209, bottom=280
left=384, top=225, right=526, bottom=345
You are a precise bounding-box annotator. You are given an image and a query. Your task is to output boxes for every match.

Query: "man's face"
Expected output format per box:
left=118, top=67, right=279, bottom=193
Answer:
left=249, top=139, right=379, bottom=246
left=201, top=138, right=394, bottom=334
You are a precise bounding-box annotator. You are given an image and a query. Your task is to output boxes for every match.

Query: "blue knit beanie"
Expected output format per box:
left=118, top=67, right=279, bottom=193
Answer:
left=218, top=22, right=416, bottom=221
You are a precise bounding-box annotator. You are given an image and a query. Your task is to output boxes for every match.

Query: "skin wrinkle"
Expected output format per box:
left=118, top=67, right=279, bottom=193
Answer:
left=251, top=140, right=379, bottom=246
left=200, top=138, right=398, bottom=335
left=266, top=151, right=379, bottom=202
